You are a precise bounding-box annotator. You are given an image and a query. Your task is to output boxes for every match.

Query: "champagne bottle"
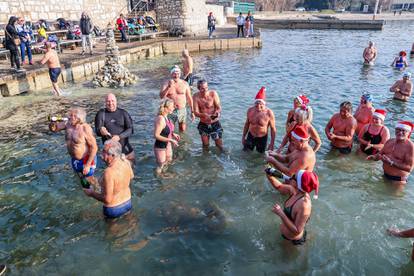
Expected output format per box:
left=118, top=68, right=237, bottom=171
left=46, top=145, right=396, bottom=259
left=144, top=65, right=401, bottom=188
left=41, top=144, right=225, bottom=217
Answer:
left=80, top=177, right=90, bottom=189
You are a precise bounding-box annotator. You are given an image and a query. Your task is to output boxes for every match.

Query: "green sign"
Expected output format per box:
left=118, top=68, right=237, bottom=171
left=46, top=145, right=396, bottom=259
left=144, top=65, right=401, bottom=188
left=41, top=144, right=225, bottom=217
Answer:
left=234, top=2, right=255, bottom=14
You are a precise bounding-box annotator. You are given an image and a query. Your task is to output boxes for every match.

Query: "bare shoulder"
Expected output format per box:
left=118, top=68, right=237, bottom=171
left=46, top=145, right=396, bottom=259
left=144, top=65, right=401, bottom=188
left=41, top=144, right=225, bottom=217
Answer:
left=192, top=92, right=200, bottom=99
left=267, top=108, right=275, bottom=117
left=82, top=123, right=93, bottom=133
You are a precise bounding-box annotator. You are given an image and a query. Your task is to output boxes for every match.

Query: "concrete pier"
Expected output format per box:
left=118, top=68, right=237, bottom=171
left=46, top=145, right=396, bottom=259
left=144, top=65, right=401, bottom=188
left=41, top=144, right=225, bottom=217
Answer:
left=254, top=18, right=384, bottom=30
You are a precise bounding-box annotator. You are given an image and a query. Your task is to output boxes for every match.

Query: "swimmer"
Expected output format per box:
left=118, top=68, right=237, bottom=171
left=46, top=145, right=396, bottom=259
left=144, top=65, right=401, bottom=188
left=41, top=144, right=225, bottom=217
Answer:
left=277, top=104, right=321, bottom=154
left=83, top=140, right=134, bottom=219
left=182, top=49, right=194, bottom=86
left=160, top=65, right=194, bottom=132
left=266, top=170, right=319, bottom=245
left=391, top=51, right=408, bottom=69
left=49, top=107, right=98, bottom=186
left=367, top=121, right=414, bottom=185
left=154, top=99, right=180, bottom=174
left=95, top=93, right=135, bottom=164
left=362, top=41, right=377, bottom=65
left=390, top=72, right=413, bottom=102
left=266, top=125, right=316, bottom=178
left=354, top=94, right=375, bottom=136
left=358, top=109, right=390, bottom=155
left=325, top=101, right=357, bottom=154
left=242, top=87, right=276, bottom=153
left=387, top=227, right=414, bottom=261
left=193, top=79, right=224, bottom=151
left=286, top=94, right=309, bottom=133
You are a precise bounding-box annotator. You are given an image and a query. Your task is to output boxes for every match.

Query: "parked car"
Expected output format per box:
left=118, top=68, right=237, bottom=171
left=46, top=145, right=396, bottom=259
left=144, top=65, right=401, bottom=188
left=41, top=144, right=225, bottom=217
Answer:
left=335, top=8, right=346, bottom=13
left=295, top=7, right=306, bottom=12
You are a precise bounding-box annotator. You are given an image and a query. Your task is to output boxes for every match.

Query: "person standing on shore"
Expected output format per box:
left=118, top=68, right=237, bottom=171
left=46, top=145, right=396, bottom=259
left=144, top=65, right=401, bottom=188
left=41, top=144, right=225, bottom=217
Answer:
left=246, top=11, right=254, bottom=37
left=39, top=42, right=62, bottom=96
left=182, top=49, right=194, bottom=86
left=80, top=12, right=94, bottom=55
left=207, top=12, right=216, bottom=39
left=242, top=87, right=276, bottom=153
left=390, top=72, right=412, bottom=102
left=236, top=12, right=245, bottom=38
left=4, top=16, right=24, bottom=73
left=116, top=14, right=128, bottom=42
left=362, top=41, right=377, bottom=65
left=367, top=121, right=414, bottom=185
left=325, top=101, right=357, bottom=154
left=95, top=93, right=135, bottom=164
left=193, top=79, right=223, bottom=151
left=16, top=17, right=33, bottom=65
left=160, top=65, right=194, bottom=132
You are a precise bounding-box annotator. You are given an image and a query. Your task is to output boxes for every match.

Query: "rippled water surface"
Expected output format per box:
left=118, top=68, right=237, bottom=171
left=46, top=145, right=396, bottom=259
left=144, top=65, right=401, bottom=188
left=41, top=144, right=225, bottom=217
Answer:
left=2, top=21, right=414, bottom=275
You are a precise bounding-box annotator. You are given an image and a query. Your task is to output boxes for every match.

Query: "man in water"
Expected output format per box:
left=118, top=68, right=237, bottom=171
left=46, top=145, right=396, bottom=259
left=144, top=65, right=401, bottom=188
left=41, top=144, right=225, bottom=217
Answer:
left=160, top=65, right=194, bottom=132
left=367, top=121, right=414, bottom=185
left=325, top=101, right=357, bottom=154
left=95, top=93, right=135, bottom=164
left=242, top=87, right=276, bottom=153
left=266, top=125, right=315, bottom=178
left=390, top=72, right=413, bottom=102
left=49, top=107, right=98, bottom=185
left=182, top=49, right=194, bottom=86
left=39, top=42, right=62, bottom=96
left=354, top=94, right=374, bottom=136
left=193, top=79, right=223, bottom=151
left=362, top=41, right=377, bottom=65
left=83, top=140, right=134, bottom=219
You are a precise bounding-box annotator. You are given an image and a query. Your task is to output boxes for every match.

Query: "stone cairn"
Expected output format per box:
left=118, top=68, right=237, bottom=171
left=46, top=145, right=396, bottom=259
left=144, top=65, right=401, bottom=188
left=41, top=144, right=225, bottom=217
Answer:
left=93, top=24, right=137, bottom=88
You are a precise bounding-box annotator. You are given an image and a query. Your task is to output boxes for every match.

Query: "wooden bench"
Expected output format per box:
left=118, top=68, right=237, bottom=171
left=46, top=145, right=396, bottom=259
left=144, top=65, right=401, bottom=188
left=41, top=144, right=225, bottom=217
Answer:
left=0, top=48, right=9, bottom=60
left=57, top=39, right=82, bottom=53
left=116, top=30, right=169, bottom=42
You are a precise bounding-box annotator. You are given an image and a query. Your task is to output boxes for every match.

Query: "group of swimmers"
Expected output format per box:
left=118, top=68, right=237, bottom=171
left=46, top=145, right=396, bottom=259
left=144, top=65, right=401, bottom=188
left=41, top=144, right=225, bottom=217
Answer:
left=47, top=45, right=414, bottom=256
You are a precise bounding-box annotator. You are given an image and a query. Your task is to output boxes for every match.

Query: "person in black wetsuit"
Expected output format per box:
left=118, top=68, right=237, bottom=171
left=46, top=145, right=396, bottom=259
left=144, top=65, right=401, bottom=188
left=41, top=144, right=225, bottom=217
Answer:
left=358, top=109, right=390, bottom=155
left=266, top=169, right=319, bottom=245
left=95, top=93, right=135, bottom=164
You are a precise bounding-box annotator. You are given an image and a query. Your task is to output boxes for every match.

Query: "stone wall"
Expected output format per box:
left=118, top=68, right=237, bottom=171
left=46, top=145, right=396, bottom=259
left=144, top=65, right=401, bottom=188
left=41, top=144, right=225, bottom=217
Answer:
left=156, top=0, right=225, bottom=36
left=0, top=0, right=127, bottom=28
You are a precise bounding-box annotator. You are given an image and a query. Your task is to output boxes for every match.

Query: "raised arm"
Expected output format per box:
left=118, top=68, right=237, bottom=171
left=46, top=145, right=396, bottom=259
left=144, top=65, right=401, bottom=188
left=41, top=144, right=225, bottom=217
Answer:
left=160, top=80, right=173, bottom=99
left=266, top=174, right=294, bottom=195
left=49, top=121, right=67, bottom=132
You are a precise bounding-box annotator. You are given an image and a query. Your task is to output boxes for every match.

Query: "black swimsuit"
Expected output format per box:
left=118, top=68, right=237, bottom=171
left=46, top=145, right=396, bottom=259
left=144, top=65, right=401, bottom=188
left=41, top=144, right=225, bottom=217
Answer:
left=282, top=194, right=307, bottom=245
left=361, top=125, right=383, bottom=155
left=154, top=117, right=171, bottom=149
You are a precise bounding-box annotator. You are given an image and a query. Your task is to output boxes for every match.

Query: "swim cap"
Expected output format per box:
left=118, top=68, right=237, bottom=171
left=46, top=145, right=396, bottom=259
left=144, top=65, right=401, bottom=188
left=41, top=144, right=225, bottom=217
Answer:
left=170, top=65, right=181, bottom=74
left=403, top=72, right=411, bottom=79
left=361, top=94, right=373, bottom=102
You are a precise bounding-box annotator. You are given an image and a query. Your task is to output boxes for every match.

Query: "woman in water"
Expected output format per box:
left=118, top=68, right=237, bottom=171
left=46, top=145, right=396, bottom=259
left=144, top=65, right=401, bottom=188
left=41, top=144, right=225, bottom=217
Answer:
left=154, top=99, right=180, bottom=174
left=354, top=94, right=375, bottom=136
left=266, top=170, right=319, bottom=245
left=278, top=104, right=321, bottom=153
left=391, top=51, right=408, bottom=69
left=358, top=109, right=390, bottom=155
left=285, top=95, right=310, bottom=133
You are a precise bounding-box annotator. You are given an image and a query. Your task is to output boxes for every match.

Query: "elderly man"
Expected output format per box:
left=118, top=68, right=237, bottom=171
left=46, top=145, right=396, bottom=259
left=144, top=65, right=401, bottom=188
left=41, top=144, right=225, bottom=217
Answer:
left=193, top=79, right=223, bottom=151
left=325, top=101, right=357, bottom=154
left=49, top=107, right=98, bottom=186
left=242, top=87, right=276, bottom=153
left=367, top=121, right=414, bottom=185
left=266, top=125, right=315, bottom=178
left=182, top=49, right=194, bottom=86
left=390, top=72, right=413, bottom=102
left=363, top=41, right=377, bottom=65
left=95, top=93, right=134, bottom=163
left=160, top=65, right=194, bottom=132
left=83, top=140, right=134, bottom=219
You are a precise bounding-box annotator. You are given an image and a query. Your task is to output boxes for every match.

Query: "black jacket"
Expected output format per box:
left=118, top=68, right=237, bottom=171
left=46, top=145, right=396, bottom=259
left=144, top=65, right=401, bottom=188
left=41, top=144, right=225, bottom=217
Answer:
left=80, top=17, right=93, bottom=35
left=5, top=17, right=19, bottom=50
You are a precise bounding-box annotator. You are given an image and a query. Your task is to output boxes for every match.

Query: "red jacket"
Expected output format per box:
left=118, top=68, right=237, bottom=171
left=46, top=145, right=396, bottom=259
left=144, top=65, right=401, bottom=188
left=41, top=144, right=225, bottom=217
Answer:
left=116, top=18, right=126, bottom=30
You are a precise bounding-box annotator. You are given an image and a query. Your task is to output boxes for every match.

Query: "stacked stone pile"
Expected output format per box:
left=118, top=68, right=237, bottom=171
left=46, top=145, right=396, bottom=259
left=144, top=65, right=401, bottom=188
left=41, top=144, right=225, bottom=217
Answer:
left=93, top=26, right=137, bottom=88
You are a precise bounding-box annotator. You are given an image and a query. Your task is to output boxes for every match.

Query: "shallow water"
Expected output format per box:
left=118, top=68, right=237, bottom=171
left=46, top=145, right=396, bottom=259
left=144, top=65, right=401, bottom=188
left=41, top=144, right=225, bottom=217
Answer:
left=1, top=21, right=414, bottom=275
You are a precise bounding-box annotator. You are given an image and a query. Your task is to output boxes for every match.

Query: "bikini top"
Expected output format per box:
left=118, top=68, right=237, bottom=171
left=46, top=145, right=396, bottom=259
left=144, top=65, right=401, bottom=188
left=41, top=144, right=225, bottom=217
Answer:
left=159, top=116, right=174, bottom=139
left=283, top=194, right=306, bottom=221
left=363, top=125, right=383, bottom=145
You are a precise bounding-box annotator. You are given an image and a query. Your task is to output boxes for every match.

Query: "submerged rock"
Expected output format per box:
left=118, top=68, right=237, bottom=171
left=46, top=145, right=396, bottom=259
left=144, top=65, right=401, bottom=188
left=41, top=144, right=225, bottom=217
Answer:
left=93, top=25, right=137, bottom=88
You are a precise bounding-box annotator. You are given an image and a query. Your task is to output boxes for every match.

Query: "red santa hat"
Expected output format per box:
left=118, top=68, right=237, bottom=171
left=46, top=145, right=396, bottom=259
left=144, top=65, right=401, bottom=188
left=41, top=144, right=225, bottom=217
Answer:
left=296, top=170, right=319, bottom=199
left=400, top=51, right=407, bottom=57
left=291, top=125, right=310, bottom=141
left=373, top=109, right=386, bottom=121
left=255, top=87, right=266, bottom=104
left=396, top=121, right=414, bottom=137
left=296, top=94, right=310, bottom=105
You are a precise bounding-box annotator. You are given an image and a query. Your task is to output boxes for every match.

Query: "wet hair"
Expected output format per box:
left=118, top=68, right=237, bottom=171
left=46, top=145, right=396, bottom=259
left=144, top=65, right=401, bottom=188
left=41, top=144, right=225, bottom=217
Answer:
left=340, top=101, right=353, bottom=112
left=69, top=107, right=86, bottom=123
left=295, top=105, right=313, bottom=123
left=158, top=99, right=174, bottom=115
left=197, top=79, right=207, bottom=89
left=104, top=140, right=122, bottom=157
